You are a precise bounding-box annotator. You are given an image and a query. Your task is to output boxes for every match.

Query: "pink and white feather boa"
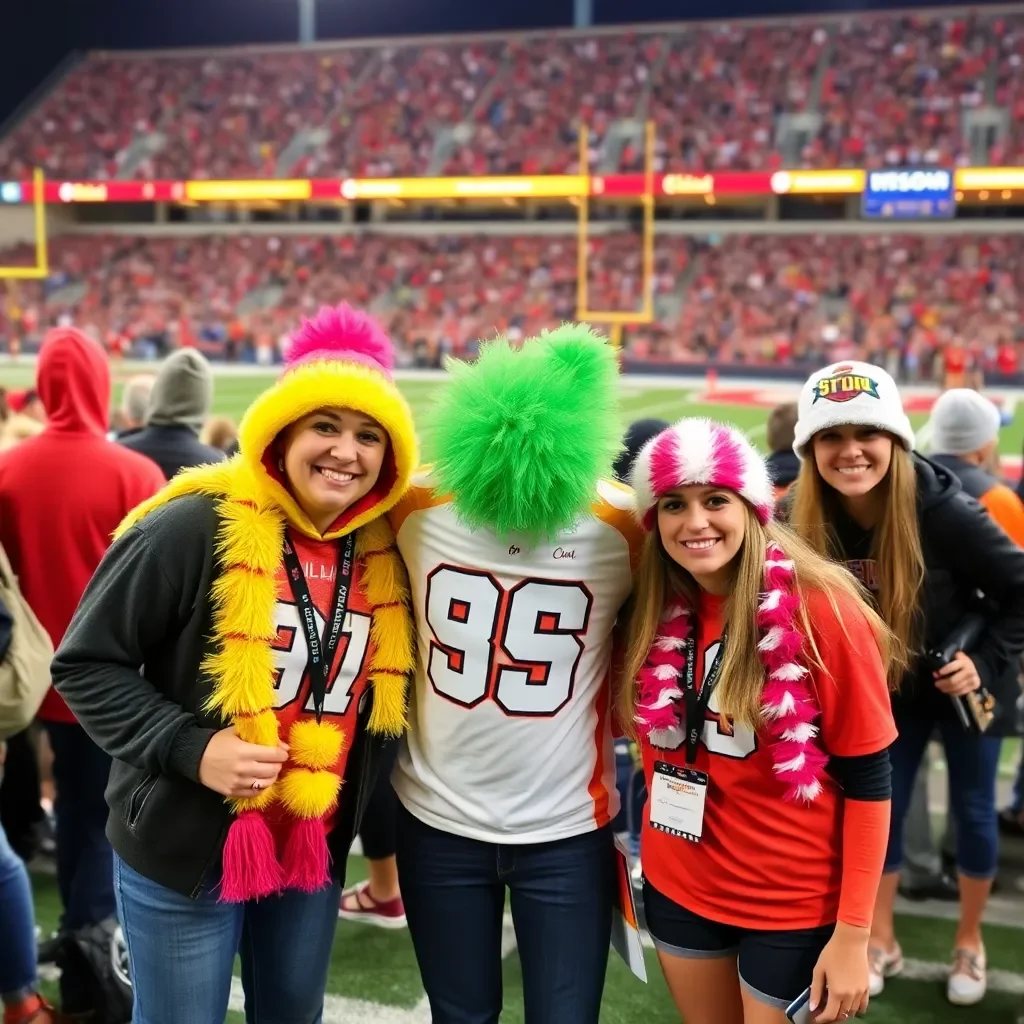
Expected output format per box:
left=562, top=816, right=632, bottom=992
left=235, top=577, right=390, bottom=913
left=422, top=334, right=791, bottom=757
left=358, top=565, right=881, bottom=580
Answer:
left=635, top=541, right=827, bottom=802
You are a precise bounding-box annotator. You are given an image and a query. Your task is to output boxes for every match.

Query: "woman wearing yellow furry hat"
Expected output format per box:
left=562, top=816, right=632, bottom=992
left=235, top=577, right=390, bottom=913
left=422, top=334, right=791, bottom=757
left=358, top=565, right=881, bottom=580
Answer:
left=51, top=304, right=417, bottom=1024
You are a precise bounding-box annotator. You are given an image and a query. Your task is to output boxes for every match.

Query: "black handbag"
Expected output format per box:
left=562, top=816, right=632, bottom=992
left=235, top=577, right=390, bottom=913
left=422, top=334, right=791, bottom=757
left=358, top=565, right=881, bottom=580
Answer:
left=54, top=917, right=133, bottom=1023
left=924, top=612, right=994, bottom=733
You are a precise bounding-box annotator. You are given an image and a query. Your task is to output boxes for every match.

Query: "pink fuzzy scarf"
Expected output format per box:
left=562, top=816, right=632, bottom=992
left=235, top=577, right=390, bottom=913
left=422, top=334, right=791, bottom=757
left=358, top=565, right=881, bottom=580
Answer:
left=635, top=541, right=827, bottom=802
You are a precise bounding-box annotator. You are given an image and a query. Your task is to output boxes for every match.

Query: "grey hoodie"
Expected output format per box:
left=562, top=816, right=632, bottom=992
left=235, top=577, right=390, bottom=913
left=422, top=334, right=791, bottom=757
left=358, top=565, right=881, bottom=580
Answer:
left=147, top=349, right=214, bottom=432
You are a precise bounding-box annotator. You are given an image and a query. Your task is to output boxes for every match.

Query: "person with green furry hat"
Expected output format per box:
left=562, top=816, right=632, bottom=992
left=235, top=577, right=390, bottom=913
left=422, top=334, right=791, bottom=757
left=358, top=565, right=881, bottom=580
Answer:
left=388, top=324, right=643, bottom=1024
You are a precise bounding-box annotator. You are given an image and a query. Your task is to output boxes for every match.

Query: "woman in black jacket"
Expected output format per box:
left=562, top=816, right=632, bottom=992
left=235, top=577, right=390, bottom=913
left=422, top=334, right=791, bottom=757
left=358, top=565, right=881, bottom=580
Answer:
left=787, top=361, right=1024, bottom=1009
left=50, top=305, right=417, bottom=1024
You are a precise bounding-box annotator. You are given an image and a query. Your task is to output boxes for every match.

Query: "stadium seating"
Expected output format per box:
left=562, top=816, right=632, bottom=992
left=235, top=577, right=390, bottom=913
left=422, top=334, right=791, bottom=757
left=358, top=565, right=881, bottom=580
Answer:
left=0, top=232, right=1021, bottom=376
left=0, top=10, right=1009, bottom=180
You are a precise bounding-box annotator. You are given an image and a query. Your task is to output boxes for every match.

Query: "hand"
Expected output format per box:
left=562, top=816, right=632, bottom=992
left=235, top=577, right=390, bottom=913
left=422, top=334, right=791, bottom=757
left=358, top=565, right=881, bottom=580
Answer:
left=811, top=922, right=870, bottom=1022
left=933, top=651, right=981, bottom=696
left=198, top=727, right=289, bottom=799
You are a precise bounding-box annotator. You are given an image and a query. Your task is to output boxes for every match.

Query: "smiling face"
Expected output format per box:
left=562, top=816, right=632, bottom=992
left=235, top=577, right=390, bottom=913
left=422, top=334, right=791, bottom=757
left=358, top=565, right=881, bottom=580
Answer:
left=656, top=484, right=748, bottom=595
left=811, top=424, right=894, bottom=501
left=279, top=407, right=389, bottom=533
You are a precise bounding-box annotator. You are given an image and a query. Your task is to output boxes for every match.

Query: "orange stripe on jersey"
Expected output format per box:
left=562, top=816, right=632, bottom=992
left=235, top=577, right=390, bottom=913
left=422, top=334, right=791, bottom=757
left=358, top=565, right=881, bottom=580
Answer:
left=388, top=471, right=452, bottom=536
left=587, top=669, right=612, bottom=828
left=593, top=478, right=644, bottom=573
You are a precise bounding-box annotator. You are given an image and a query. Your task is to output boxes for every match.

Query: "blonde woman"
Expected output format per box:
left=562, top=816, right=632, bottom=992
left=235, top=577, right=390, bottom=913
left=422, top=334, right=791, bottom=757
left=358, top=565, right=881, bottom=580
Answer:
left=621, top=418, right=896, bottom=1024
left=788, top=360, right=1024, bottom=1006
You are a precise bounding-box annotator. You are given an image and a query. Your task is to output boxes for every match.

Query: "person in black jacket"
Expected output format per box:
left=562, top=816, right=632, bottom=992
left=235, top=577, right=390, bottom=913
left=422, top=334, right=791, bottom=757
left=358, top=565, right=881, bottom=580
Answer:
left=118, top=349, right=226, bottom=479
left=50, top=305, right=417, bottom=1024
left=788, top=360, right=1024, bottom=1009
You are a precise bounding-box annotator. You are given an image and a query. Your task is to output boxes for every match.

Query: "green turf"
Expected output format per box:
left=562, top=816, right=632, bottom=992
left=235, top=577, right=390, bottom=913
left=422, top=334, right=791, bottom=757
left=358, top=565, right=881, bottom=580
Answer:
left=31, top=855, right=1024, bottom=1023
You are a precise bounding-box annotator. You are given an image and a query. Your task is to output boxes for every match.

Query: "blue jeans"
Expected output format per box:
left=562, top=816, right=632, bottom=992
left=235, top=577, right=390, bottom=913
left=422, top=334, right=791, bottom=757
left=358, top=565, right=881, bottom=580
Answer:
left=395, top=803, right=614, bottom=1024
left=114, top=856, right=341, bottom=1024
left=44, top=721, right=115, bottom=930
left=886, top=716, right=1001, bottom=879
left=0, top=819, right=37, bottom=1002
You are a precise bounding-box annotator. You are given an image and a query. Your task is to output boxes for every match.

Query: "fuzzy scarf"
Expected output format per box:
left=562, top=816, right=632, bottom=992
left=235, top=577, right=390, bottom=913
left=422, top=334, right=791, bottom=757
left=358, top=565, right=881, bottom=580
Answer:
left=635, top=541, right=827, bottom=802
left=116, top=459, right=413, bottom=899
left=424, top=325, right=622, bottom=541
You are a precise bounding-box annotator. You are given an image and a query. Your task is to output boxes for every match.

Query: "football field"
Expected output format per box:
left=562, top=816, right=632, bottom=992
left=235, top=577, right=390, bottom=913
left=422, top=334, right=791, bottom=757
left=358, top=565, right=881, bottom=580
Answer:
left=7, top=358, right=1024, bottom=1021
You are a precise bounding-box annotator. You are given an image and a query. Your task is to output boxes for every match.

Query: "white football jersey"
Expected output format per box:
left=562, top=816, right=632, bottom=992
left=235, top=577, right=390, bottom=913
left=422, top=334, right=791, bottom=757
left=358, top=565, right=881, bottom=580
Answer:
left=389, top=469, right=642, bottom=844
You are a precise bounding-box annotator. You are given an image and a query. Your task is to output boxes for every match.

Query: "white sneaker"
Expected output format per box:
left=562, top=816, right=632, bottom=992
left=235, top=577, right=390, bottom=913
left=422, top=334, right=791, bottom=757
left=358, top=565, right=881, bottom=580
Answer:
left=868, top=943, right=904, bottom=997
left=947, top=947, right=986, bottom=1005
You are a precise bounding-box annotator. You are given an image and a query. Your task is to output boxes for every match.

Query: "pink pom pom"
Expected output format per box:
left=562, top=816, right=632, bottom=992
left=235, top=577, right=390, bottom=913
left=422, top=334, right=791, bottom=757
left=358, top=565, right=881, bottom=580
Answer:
left=660, top=616, right=693, bottom=639
left=285, top=302, right=395, bottom=377
left=636, top=701, right=683, bottom=732
left=281, top=817, right=333, bottom=893
left=756, top=592, right=800, bottom=629
left=762, top=682, right=818, bottom=724
left=219, top=811, right=283, bottom=902
left=758, top=628, right=803, bottom=669
left=764, top=561, right=796, bottom=589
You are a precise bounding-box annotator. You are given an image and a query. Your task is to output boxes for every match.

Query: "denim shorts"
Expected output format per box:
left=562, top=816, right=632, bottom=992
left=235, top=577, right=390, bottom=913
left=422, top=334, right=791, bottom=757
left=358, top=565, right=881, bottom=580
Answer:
left=643, top=879, right=834, bottom=1010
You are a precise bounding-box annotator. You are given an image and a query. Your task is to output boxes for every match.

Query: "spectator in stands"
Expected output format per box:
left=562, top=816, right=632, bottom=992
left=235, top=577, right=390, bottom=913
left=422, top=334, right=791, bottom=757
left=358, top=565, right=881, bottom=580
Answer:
left=0, top=389, right=44, bottom=452
left=199, top=415, right=238, bottom=454
left=6, top=392, right=45, bottom=426
left=118, top=350, right=225, bottom=479
left=766, top=401, right=801, bottom=499
left=0, top=327, right=165, bottom=1015
left=928, top=390, right=1024, bottom=547
left=789, top=361, right=1024, bottom=1007
left=116, top=374, right=156, bottom=441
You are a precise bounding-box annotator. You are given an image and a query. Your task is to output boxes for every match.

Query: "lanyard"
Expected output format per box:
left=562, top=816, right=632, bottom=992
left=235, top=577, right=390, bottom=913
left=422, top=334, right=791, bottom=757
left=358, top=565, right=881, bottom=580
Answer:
left=280, top=531, right=356, bottom=724
left=682, top=632, right=728, bottom=765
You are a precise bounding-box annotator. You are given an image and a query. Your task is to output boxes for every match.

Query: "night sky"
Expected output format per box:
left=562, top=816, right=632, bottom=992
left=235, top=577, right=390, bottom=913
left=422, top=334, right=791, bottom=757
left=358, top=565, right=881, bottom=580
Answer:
left=0, top=0, right=1010, bottom=127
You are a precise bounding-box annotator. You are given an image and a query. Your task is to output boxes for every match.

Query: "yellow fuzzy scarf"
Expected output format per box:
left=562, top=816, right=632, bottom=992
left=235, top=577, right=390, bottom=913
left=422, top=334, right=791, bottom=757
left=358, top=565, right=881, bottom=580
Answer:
left=117, top=457, right=413, bottom=895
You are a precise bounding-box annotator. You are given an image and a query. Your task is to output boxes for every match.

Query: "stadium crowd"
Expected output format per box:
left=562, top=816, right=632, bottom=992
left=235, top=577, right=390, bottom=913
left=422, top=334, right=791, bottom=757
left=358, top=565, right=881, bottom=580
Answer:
left=0, top=9, right=1012, bottom=180
left=1, top=231, right=1022, bottom=378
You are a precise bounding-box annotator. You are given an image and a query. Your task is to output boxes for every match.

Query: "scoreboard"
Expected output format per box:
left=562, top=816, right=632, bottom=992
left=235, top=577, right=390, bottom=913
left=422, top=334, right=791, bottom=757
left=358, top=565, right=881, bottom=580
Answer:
left=861, top=168, right=956, bottom=219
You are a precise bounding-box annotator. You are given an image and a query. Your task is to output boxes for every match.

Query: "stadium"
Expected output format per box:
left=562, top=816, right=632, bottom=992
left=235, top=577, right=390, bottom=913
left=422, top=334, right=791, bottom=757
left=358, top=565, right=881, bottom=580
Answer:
left=3, top=0, right=1024, bottom=1022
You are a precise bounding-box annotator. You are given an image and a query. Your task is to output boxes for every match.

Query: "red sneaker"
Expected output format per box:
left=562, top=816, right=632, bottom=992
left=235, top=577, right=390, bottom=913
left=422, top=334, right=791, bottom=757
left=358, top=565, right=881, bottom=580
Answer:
left=3, top=994, right=75, bottom=1024
left=338, top=879, right=407, bottom=929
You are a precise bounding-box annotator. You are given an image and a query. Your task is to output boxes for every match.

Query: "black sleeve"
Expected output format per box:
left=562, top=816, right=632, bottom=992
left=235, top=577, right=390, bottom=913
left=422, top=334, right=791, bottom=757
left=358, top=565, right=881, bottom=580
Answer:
left=51, top=516, right=218, bottom=783
left=928, top=491, right=1024, bottom=692
left=827, top=749, right=891, bottom=801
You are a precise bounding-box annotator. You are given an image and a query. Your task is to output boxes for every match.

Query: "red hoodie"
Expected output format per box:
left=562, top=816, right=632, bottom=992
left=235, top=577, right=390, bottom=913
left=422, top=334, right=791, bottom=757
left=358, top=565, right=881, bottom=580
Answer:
left=0, top=328, right=166, bottom=722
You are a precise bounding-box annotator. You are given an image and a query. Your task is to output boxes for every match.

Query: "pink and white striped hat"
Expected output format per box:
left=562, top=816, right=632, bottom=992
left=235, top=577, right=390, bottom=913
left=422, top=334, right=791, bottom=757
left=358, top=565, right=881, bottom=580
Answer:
left=631, top=418, right=774, bottom=530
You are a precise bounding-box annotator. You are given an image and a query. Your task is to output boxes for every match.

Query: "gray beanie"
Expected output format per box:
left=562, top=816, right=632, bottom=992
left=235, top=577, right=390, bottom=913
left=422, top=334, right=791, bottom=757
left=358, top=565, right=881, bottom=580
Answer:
left=147, top=349, right=214, bottom=433
left=928, top=388, right=1001, bottom=456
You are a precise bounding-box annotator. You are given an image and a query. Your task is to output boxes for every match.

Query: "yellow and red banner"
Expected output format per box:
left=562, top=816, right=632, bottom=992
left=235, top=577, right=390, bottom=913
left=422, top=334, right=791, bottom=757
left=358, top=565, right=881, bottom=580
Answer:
left=1, top=167, right=1020, bottom=205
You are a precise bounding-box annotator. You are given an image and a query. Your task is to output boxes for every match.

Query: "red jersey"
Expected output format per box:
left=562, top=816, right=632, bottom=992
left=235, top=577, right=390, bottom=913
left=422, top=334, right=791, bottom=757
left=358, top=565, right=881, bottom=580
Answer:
left=641, top=587, right=895, bottom=930
left=263, top=528, right=373, bottom=846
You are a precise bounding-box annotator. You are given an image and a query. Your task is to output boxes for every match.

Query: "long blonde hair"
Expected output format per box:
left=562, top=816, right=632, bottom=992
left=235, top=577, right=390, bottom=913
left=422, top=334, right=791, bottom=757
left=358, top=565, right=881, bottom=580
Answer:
left=617, top=503, right=894, bottom=737
left=790, top=444, right=922, bottom=683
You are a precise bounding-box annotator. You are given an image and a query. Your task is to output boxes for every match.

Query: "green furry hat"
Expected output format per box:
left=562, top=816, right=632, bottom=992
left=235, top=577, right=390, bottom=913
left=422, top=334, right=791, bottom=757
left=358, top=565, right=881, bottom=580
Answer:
left=425, top=324, right=621, bottom=541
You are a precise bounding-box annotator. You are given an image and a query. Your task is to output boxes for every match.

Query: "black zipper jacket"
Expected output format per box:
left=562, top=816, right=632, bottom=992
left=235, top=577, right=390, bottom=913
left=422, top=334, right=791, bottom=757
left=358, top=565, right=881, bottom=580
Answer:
left=828, top=455, right=1024, bottom=723
left=51, top=493, right=383, bottom=898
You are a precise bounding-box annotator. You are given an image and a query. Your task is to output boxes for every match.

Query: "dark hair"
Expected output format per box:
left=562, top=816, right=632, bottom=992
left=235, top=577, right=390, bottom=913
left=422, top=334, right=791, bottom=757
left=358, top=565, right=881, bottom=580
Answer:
left=0, top=387, right=8, bottom=423
left=766, top=402, right=798, bottom=454
left=613, top=418, right=670, bottom=483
